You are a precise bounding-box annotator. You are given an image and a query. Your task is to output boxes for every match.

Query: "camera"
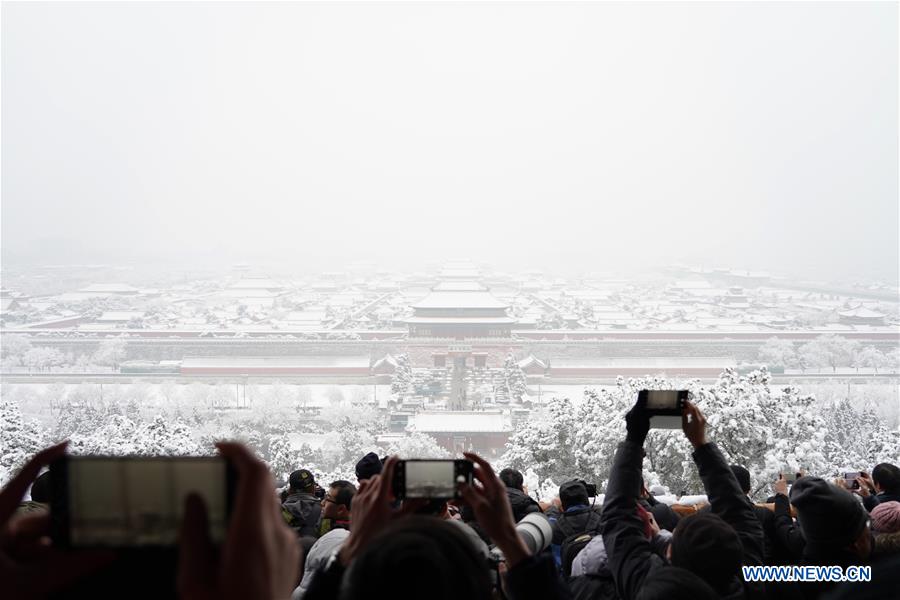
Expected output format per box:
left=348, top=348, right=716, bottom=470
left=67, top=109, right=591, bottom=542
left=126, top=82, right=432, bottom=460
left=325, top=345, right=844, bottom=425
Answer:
left=391, top=459, right=474, bottom=500
left=50, top=455, right=235, bottom=548
left=843, top=471, right=862, bottom=490
left=489, top=512, right=552, bottom=566
left=577, top=479, right=598, bottom=498
left=638, top=390, right=688, bottom=429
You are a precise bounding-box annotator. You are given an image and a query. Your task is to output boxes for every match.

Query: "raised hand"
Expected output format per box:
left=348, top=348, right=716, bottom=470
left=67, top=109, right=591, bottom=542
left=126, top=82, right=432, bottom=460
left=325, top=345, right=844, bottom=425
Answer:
left=338, top=455, right=399, bottom=565
left=681, top=400, right=708, bottom=449
left=459, top=452, right=531, bottom=567
left=0, top=442, right=113, bottom=599
left=773, top=475, right=788, bottom=497
left=178, top=441, right=300, bottom=600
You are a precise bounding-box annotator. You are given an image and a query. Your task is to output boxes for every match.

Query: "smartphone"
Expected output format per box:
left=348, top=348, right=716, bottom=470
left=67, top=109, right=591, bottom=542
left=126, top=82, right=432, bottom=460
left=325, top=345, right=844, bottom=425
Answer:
left=50, top=455, right=235, bottom=548
left=843, top=471, right=861, bottom=490
left=782, top=472, right=798, bottom=484
left=638, top=390, right=688, bottom=429
left=391, top=459, right=474, bottom=500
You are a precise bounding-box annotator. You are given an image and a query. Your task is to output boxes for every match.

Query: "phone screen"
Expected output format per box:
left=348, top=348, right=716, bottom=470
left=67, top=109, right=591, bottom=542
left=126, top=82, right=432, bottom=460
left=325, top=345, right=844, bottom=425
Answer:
left=404, top=460, right=456, bottom=499
left=645, top=391, right=682, bottom=410
left=55, top=457, right=229, bottom=547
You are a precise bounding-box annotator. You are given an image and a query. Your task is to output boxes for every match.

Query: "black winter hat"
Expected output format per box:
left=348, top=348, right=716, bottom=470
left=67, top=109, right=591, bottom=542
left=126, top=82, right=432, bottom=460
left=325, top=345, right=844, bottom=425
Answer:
left=289, top=469, right=315, bottom=491
left=559, top=480, right=589, bottom=509
left=355, top=452, right=383, bottom=481
left=670, top=512, right=742, bottom=594
left=790, top=476, right=868, bottom=550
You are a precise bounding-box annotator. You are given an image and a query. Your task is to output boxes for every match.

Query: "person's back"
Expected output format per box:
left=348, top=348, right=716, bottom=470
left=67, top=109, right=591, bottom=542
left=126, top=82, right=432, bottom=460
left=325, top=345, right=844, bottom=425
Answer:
left=788, top=477, right=872, bottom=600
left=552, top=481, right=602, bottom=545
left=500, top=468, right=543, bottom=523
left=282, top=469, right=323, bottom=538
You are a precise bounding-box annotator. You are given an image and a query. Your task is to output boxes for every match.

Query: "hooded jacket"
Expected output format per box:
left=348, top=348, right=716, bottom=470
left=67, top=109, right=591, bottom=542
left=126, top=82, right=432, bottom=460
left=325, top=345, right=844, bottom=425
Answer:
left=282, top=491, right=323, bottom=537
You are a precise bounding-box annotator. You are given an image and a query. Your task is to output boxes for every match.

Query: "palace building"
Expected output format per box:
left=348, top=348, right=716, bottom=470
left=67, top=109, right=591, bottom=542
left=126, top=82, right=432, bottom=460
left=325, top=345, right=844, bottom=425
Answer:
left=405, top=280, right=516, bottom=339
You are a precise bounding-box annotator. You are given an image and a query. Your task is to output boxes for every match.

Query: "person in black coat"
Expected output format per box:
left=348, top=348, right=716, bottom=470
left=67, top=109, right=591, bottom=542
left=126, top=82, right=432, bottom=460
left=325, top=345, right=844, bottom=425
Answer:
left=500, top=467, right=543, bottom=523
left=782, top=477, right=873, bottom=600
left=600, top=399, right=765, bottom=600
left=857, top=463, right=900, bottom=512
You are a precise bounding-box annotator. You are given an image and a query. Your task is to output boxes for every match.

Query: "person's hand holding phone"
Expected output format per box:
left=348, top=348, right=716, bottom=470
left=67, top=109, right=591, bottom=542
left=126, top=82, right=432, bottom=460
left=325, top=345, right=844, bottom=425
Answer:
left=681, top=400, right=708, bottom=449
left=459, top=452, right=531, bottom=568
left=625, top=399, right=651, bottom=444
left=858, top=472, right=876, bottom=494
left=338, top=455, right=399, bottom=566
left=0, top=442, right=113, bottom=599
left=773, top=475, right=788, bottom=497
left=178, top=441, right=300, bottom=600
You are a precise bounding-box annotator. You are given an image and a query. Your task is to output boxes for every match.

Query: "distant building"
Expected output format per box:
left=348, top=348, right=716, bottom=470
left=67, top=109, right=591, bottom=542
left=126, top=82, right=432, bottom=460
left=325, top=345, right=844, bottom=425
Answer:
left=406, top=281, right=516, bottom=338
left=838, top=307, right=887, bottom=326
left=407, top=411, right=512, bottom=456
left=77, top=284, right=141, bottom=297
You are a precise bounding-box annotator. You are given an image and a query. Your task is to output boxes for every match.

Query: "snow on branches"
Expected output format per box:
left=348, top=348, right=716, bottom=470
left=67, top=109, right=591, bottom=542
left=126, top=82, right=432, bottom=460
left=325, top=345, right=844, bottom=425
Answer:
left=503, top=368, right=900, bottom=498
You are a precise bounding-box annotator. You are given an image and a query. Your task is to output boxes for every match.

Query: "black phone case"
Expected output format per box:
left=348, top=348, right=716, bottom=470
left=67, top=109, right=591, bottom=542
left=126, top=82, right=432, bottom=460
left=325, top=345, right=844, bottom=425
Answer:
left=49, top=455, right=236, bottom=549
left=391, top=459, right=474, bottom=500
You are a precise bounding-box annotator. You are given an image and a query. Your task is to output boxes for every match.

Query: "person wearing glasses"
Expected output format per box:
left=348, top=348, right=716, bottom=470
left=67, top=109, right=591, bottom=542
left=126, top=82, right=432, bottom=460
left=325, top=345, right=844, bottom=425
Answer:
left=292, top=480, right=357, bottom=600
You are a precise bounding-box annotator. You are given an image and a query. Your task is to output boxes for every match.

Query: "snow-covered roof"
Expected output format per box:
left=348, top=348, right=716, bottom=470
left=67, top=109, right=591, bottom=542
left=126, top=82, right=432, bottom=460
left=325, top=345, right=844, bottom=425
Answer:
left=432, top=280, right=487, bottom=292
left=518, top=355, right=548, bottom=370
left=671, top=280, right=713, bottom=290
left=411, top=291, right=509, bottom=310
left=372, top=354, right=399, bottom=371
left=229, top=278, right=284, bottom=290
left=409, top=411, right=511, bottom=433
left=181, top=356, right=370, bottom=369
left=97, top=311, right=145, bottom=322
left=838, top=308, right=886, bottom=319
left=405, top=316, right=517, bottom=324
left=80, top=284, right=141, bottom=293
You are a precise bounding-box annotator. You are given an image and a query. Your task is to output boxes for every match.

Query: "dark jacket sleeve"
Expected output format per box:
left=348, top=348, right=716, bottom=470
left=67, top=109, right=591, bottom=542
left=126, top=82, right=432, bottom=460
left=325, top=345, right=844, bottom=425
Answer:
left=772, top=493, right=805, bottom=561
left=691, top=443, right=765, bottom=568
left=863, top=494, right=880, bottom=512
left=505, top=553, right=573, bottom=600
left=600, top=440, right=665, bottom=600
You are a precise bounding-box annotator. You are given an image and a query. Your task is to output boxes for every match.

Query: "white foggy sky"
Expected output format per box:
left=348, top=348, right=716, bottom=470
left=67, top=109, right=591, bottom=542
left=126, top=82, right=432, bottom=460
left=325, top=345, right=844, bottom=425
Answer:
left=2, top=1, right=898, bottom=281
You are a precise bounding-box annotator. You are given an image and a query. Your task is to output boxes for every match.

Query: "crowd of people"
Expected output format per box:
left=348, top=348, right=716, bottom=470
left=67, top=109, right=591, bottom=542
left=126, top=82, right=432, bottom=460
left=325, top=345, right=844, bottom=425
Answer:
left=1, top=399, right=899, bottom=600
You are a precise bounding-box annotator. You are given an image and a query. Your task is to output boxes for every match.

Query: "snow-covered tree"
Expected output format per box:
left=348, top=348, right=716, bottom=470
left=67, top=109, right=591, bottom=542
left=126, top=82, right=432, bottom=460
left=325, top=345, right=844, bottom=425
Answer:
left=798, top=335, right=860, bottom=373
left=267, top=434, right=297, bottom=481
left=504, top=354, right=527, bottom=403
left=855, top=347, right=889, bottom=373
left=386, top=433, right=449, bottom=459
left=138, top=415, right=204, bottom=455
left=757, top=338, right=797, bottom=369
left=504, top=396, right=579, bottom=484
left=502, top=368, right=866, bottom=498
left=21, top=347, right=66, bottom=373
left=0, top=396, right=47, bottom=484
left=92, top=338, right=128, bottom=371
left=822, top=398, right=900, bottom=470
left=391, top=354, right=413, bottom=400
left=1, top=334, right=32, bottom=361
